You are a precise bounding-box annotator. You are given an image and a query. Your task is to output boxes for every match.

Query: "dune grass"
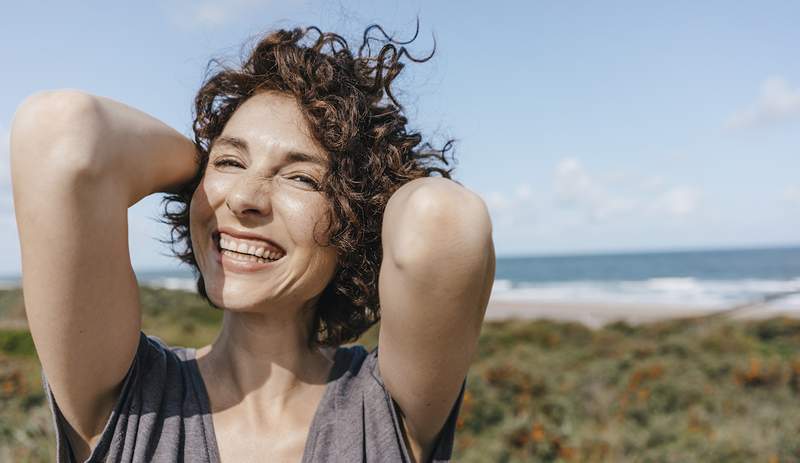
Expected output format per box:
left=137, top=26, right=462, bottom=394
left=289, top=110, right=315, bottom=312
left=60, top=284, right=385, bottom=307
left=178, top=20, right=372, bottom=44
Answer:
left=1, top=287, right=799, bottom=461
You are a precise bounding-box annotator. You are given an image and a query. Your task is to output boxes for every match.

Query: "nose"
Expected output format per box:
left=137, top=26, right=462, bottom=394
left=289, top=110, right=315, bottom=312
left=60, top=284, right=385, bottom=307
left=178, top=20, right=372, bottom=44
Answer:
left=225, top=175, right=273, bottom=218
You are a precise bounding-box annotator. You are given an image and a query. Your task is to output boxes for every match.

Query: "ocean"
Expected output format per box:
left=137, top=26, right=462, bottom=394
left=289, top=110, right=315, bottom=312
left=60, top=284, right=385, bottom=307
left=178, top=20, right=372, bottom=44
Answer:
left=491, top=246, right=800, bottom=309
left=3, top=246, right=799, bottom=310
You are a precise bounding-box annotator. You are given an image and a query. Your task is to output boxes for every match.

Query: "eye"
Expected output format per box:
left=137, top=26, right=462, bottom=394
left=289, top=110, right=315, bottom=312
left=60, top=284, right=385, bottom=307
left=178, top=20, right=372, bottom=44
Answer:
left=213, top=158, right=244, bottom=168
left=290, top=175, right=320, bottom=189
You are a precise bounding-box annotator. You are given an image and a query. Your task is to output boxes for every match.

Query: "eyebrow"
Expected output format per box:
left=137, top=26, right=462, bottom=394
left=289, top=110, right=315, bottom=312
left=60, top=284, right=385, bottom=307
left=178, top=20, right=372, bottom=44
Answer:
left=213, top=135, right=327, bottom=167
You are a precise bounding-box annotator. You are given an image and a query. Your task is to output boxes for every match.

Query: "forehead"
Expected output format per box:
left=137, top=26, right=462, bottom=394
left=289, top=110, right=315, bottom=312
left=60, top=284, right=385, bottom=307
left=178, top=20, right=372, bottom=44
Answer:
left=216, top=91, right=328, bottom=162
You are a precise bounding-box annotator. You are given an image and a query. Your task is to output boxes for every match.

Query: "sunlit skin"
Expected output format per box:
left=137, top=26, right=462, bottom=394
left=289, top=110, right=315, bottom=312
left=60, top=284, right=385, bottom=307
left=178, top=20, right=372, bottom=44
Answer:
left=188, top=91, right=344, bottom=460
left=12, top=87, right=492, bottom=463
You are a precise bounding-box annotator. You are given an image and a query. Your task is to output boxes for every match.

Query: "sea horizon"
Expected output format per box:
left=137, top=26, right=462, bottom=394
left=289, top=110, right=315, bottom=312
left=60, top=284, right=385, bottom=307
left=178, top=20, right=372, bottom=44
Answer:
left=3, top=244, right=799, bottom=311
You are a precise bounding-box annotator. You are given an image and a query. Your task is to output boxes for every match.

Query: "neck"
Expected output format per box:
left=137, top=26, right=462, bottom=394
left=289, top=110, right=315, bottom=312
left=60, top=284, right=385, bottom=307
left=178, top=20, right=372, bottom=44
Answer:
left=198, top=306, right=336, bottom=415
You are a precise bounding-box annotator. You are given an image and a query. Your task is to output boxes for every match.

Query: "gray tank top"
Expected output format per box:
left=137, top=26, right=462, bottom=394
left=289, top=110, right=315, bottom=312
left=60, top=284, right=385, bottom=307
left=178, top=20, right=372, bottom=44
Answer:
left=42, top=332, right=465, bottom=462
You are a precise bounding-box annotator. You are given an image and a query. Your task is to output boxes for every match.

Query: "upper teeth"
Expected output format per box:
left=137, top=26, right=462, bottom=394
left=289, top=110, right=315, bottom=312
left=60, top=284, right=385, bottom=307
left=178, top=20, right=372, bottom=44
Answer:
left=219, top=235, right=285, bottom=260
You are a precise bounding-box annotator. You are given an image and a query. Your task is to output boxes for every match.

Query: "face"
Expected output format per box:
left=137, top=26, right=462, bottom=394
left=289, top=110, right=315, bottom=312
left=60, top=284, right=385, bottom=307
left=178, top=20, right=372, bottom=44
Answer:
left=189, top=91, right=338, bottom=314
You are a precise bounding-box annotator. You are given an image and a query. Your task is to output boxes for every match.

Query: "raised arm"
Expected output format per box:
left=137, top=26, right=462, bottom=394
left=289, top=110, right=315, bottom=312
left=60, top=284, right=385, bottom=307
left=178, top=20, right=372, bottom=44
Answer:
left=9, top=89, right=198, bottom=459
left=377, top=176, right=495, bottom=462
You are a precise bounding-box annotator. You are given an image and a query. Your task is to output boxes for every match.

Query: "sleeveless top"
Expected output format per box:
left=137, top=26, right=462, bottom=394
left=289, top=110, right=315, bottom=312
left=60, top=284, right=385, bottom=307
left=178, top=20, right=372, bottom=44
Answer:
left=41, top=332, right=465, bottom=462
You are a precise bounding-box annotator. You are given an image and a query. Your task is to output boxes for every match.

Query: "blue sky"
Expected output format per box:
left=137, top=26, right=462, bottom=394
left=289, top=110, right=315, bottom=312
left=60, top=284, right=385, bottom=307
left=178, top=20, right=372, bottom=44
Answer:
left=1, top=1, right=798, bottom=275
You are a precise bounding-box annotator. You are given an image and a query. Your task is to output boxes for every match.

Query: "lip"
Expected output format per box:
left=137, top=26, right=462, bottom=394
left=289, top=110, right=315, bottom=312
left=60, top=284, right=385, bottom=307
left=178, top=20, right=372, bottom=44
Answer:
left=211, top=234, right=284, bottom=273
left=213, top=226, right=286, bottom=254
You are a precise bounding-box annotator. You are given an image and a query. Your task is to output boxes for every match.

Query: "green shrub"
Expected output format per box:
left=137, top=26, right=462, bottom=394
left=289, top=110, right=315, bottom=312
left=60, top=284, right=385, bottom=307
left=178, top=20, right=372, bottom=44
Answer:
left=0, top=330, right=36, bottom=357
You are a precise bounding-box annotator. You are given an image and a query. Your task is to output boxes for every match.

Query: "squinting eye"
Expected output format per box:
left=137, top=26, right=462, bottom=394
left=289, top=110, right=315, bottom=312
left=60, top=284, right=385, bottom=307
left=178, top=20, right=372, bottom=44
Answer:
left=291, top=175, right=319, bottom=188
left=213, top=159, right=243, bottom=168
left=211, top=159, right=319, bottom=188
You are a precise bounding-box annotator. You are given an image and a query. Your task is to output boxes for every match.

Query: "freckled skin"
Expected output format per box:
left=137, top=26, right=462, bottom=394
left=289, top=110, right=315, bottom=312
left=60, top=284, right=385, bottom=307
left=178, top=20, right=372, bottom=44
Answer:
left=189, top=91, right=338, bottom=317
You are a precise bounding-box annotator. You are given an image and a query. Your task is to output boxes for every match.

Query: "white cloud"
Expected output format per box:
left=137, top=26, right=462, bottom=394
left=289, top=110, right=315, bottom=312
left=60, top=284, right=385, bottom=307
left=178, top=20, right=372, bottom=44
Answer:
left=471, top=160, right=716, bottom=255
left=479, top=159, right=704, bottom=244
left=0, top=125, right=9, bottom=182
left=554, top=158, right=594, bottom=205
left=0, top=124, right=13, bottom=221
left=514, top=184, right=532, bottom=201
left=190, top=3, right=234, bottom=27
left=484, top=191, right=511, bottom=211
left=554, top=158, right=641, bottom=222
left=164, top=0, right=294, bottom=29
left=784, top=185, right=800, bottom=206
left=553, top=158, right=701, bottom=222
left=639, top=175, right=667, bottom=192
left=651, top=186, right=702, bottom=217
left=478, top=183, right=537, bottom=229
left=725, top=76, right=800, bottom=130
left=0, top=123, right=21, bottom=276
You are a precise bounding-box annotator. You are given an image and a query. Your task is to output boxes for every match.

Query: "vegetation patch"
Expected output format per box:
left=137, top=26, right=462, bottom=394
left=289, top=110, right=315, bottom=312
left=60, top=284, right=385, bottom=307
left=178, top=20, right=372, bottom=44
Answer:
left=1, top=287, right=800, bottom=461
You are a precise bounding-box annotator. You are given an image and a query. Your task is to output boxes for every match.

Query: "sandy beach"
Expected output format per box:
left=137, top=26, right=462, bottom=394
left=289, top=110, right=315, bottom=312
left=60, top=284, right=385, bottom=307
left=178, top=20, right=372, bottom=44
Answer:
left=485, top=298, right=800, bottom=328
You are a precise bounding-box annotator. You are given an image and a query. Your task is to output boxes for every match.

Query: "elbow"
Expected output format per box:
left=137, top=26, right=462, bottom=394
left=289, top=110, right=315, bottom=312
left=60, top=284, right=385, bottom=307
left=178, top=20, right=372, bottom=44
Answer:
left=413, top=184, right=493, bottom=241
left=391, top=183, right=494, bottom=269
left=11, top=89, right=106, bottom=180
left=13, top=89, right=99, bottom=136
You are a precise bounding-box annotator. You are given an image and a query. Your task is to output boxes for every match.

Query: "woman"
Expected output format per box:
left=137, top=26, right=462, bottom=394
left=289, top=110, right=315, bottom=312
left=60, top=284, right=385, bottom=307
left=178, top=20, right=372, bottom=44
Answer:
left=10, top=25, right=495, bottom=462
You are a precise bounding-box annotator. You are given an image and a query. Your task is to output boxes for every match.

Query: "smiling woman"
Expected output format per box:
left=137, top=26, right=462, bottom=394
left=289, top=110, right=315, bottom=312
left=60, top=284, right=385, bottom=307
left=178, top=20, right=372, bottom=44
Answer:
left=187, top=91, right=342, bottom=321
left=10, top=23, right=494, bottom=463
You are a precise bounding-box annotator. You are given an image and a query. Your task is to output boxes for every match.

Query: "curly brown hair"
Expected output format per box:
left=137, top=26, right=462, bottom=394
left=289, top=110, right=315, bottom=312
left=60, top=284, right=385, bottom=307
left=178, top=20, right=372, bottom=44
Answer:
left=158, top=23, right=457, bottom=348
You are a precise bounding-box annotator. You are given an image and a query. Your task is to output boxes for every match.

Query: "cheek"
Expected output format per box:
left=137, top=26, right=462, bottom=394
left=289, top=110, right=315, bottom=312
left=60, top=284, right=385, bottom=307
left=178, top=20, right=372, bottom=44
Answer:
left=276, top=192, right=332, bottom=245
left=199, top=173, right=229, bottom=203
left=188, top=182, right=205, bottom=215
left=188, top=177, right=220, bottom=243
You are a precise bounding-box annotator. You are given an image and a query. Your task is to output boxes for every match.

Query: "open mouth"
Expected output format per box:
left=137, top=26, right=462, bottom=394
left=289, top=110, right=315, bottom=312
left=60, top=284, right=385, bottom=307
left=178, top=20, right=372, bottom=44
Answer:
left=212, top=232, right=285, bottom=264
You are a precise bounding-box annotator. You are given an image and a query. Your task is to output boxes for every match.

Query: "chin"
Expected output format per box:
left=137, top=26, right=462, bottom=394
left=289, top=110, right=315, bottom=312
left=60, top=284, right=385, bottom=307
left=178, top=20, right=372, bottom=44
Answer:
left=213, top=293, right=269, bottom=313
